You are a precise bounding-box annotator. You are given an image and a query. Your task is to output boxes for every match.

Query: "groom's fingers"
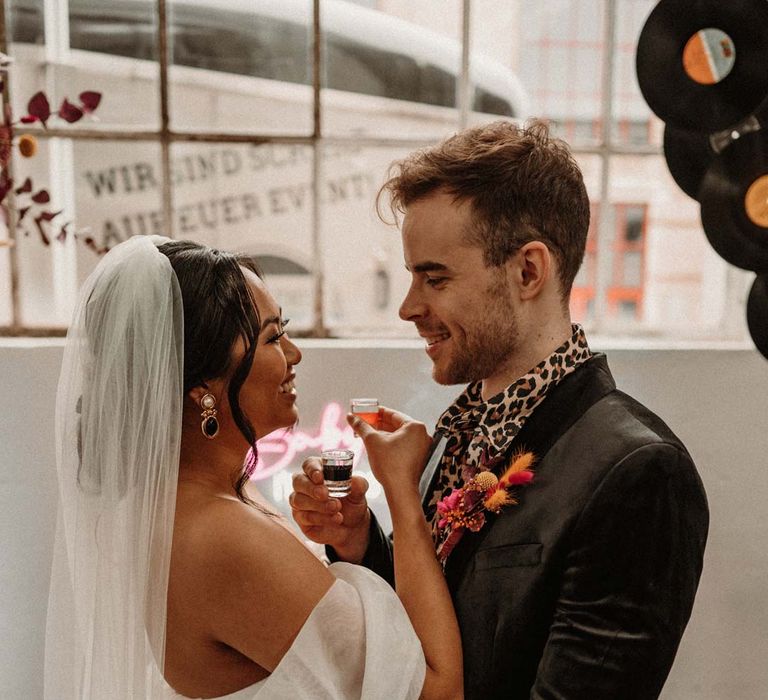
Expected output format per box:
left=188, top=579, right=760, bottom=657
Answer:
left=346, top=413, right=375, bottom=438
left=378, top=407, right=412, bottom=431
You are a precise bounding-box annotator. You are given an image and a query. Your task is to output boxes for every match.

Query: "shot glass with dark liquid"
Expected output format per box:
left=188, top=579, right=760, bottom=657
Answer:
left=350, top=398, right=380, bottom=428
left=321, top=449, right=354, bottom=498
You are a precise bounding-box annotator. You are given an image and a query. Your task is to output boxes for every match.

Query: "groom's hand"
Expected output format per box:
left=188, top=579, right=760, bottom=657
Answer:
left=289, top=457, right=371, bottom=564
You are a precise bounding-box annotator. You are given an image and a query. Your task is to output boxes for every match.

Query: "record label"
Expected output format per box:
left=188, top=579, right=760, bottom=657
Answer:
left=683, top=28, right=735, bottom=85
left=744, top=175, right=768, bottom=228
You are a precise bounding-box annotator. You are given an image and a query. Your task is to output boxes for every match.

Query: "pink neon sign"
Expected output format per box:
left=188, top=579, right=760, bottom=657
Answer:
left=248, top=402, right=364, bottom=481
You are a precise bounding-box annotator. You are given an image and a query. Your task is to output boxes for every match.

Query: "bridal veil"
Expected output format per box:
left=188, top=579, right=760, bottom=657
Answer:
left=45, top=236, right=183, bottom=698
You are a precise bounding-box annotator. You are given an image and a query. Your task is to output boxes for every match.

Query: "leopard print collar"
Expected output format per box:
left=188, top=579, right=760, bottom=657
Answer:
left=427, top=324, right=593, bottom=535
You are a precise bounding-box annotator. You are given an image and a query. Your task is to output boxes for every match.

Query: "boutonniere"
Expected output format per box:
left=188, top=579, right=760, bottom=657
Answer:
left=435, top=450, right=535, bottom=563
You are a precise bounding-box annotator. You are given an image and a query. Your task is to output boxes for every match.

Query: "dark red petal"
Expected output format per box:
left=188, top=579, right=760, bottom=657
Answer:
left=58, top=99, right=83, bottom=123
left=27, top=91, right=51, bottom=125
left=78, top=91, right=102, bottom=112
left=31, top=189, right=50, bottom=204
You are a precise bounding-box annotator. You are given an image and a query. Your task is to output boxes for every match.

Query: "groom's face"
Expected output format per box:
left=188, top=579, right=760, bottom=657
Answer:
left=398, top=190, right=522, bottom=388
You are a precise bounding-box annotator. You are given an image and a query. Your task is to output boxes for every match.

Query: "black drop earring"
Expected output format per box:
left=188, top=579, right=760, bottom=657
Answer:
left=200, top=393, right=220, bottom=439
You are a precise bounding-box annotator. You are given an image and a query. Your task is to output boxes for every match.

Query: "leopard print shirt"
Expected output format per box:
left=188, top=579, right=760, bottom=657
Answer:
left=426, top=324, right=593, bottom=540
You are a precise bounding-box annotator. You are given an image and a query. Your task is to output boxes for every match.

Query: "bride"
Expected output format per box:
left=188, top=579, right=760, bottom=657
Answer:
left=45, top=236, right=462, bottom=699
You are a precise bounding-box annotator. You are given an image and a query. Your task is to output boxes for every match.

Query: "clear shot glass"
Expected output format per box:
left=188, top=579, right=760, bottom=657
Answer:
left=350, top=397, right=380, bottom=428
left=321, top=449, right=354, bottom=498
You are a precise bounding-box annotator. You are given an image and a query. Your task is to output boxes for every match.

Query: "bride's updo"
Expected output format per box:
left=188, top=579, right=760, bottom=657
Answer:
left=157, top=240, right=264, bottom=502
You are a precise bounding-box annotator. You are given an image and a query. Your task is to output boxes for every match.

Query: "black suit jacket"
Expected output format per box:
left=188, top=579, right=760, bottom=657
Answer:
left=357, top=355, right=709, bottom=699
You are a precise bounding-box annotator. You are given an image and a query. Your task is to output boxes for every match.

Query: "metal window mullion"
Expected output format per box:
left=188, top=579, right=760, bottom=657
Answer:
left=593, top=0, right=618, bottom=333
left=311, top=0, right=325, bottom=336
left=458, top=0, right=471, bottom=129
left=44, top=0, right=78, bottom=322
left=157, top=0, right=173, bottom=237
left=0, top=0, right=21, bottom=333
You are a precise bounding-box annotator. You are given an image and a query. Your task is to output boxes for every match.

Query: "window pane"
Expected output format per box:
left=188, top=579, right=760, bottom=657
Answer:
left=618, top=299, right=637, bottom=320
left=607, top=154, right=749, bottom=338
left=322, top=0, right=463, bottom=139
left=569, top=158, right=602, bottom=327
left=11, top=139, right=163, bottom=327
left=479, top=0, right=606, bottom=148
left=170, top=142, right=315, bottom=331
left=622, top=250, right=643, bottom=287
left=7, top=0, right=43, bottom=45
left=168, top=0, right=313, bottom=135
left=623, top=204, right=645, bottom=243
left=612, top=0, right=659, bottom=147
left=318, top=143, right=416, bottom=337
left=9, top=0, right=161, bottom=130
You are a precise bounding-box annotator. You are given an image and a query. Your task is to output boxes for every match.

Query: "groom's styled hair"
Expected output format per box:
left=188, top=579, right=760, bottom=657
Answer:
left=379, top=119, right=590, bottom=300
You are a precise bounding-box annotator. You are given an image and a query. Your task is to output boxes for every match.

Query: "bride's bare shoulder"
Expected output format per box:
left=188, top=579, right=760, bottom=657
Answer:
left=174, top=485, right=324, bottom=575
left=170, top=485, right=335, bottom=670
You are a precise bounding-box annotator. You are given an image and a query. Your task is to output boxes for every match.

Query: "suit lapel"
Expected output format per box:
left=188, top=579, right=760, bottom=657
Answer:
left=443, top=355, right=616, bottom=590
left=419, top=430, right=449, bottom=500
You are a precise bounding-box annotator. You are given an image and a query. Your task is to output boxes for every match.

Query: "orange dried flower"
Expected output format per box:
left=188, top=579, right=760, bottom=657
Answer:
left=18, top=134, right=38, bottom=158
left=499, top=450, right=535, bottom=487
left=484, top=489, right=515, bottom=513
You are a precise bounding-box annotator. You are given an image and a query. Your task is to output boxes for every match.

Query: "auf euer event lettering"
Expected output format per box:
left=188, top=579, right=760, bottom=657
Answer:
left=84, top=154, right=372, bottom=204
left=100, top=192, right=263, bottom=248
left=265, top=173, right=372, bottom=212
left=96, top=174, right=373, bottom=247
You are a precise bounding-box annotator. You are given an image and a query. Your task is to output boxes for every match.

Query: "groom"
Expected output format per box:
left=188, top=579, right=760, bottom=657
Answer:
left=290, top=120, right=708, bottom=699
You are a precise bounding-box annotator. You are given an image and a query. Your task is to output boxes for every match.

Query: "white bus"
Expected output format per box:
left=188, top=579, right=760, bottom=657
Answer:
left=6, top=0, right=527, bottom=332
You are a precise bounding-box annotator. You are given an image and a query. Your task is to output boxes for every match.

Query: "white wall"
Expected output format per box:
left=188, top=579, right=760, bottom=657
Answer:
left=2, top=339, right=767, bottom=699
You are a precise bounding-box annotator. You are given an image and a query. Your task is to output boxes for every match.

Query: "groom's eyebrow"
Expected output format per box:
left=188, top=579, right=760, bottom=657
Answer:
left=407, top=261, right=449, bottom=273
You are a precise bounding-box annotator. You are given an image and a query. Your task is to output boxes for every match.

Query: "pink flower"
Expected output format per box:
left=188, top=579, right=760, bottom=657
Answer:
left=437, top=489, right=462, bottom=514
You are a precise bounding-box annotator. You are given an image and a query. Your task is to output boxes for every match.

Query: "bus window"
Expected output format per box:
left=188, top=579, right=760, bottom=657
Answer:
left=172, top=11, right=311, bottom=84
left=474, top=87, right=514, bottom=117
left=70, top=14, right=157, bottom=63
left=8, top=0, right=43, bottom=45
left=9, top=0, right=520, bottom=117
left=325, top=35, right=457, bottom=109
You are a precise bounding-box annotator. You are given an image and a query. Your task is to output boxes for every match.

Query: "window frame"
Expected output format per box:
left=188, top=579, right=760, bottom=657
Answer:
left=0, top=0, right=745, bottom=342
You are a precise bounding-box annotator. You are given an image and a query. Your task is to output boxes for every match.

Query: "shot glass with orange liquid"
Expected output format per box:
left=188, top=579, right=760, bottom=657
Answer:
left=350, top=398, right=380, bottom=429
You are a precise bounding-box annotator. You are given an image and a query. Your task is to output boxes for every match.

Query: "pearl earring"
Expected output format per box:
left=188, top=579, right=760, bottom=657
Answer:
left=200, top=393, right=220, bottom=439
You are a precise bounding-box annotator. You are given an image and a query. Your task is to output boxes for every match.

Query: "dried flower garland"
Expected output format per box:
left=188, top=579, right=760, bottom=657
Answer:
left=435, top=450, right=535, bottom=563
left=1, top=51, right=102, bottom=249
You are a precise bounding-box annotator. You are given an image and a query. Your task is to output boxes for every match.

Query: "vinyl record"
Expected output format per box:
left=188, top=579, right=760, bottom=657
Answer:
left=699, top=129, right=768, bottom=271
left=663, top=125, right=717, bottom=200
left=636, top=0, right=768, bottom=132
left=663, top=97, right=768, bottom=200
left=747, top=273, right=768, bottom=360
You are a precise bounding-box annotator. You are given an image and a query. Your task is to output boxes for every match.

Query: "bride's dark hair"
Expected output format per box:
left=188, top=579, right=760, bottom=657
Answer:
left=157, top=239, right=264, bottom=504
